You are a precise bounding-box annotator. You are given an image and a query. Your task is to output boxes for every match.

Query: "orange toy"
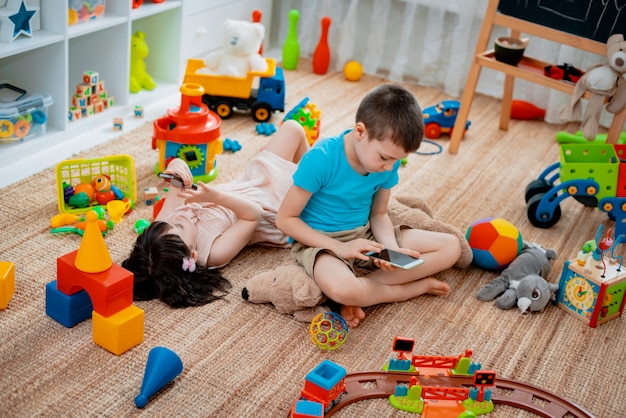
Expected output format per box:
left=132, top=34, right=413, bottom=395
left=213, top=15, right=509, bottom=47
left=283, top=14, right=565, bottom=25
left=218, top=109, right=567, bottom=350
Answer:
left=152, top=84, right=222, bottom=183
left=510, top=100, right=546, bottom=120
left=73, top=182, right=95, bottom=201
left=312, top=17, right=331, bottom=75
left=252, top=10, right=263, bottom=55
left=0, top=261, right=15, bottom=309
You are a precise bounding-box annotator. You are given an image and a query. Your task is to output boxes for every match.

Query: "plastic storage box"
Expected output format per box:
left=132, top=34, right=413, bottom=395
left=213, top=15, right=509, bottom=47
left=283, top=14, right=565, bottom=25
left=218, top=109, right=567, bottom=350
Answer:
left=0, top=82, right=53, bottom=143
left=56, top=155, right=136, bottom=214
left=68, top=0, right=106, bottom=26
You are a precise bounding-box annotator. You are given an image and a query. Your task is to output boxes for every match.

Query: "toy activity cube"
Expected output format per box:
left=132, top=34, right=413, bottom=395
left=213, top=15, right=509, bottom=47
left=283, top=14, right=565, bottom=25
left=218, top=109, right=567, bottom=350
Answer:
left=0, top=82, right=53, bottom=142
left=56, top=155, right=136, bottom=214
left=556, top=258, right=626, bottom=327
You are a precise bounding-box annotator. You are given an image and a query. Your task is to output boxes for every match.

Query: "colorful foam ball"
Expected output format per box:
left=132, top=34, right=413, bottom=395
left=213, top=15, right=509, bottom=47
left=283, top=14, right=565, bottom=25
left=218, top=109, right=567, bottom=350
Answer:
left=466, top=217, right=523, bottom=271
left=309, top=312, right=348, bottom=350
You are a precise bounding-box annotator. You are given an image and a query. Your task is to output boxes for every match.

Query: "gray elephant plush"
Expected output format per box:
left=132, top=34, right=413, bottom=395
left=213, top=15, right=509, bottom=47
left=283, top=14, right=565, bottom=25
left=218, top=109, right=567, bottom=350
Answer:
left=477, top=242, right=559, bottom=313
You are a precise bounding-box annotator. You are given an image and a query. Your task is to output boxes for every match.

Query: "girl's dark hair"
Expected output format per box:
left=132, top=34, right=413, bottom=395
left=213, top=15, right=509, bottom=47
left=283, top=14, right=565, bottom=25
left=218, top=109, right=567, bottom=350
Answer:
left=356, top=84, right=424, bottom=153
left=122, top=221, right=231, bottom=308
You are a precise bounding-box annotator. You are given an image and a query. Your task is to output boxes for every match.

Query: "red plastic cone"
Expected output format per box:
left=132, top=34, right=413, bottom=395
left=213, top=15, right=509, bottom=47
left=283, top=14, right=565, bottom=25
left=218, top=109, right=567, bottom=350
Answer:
left=135, top=347, right=183, bottom=408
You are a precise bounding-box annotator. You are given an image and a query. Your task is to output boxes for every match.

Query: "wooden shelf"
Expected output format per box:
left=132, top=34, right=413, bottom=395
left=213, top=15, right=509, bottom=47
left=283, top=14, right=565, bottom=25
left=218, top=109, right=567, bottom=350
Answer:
left=477, top=51, right=590, bottom=98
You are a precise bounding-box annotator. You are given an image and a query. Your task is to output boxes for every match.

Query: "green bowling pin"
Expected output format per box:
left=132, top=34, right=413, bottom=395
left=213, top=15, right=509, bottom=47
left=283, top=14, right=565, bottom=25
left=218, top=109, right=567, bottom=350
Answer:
left=282, top=9, right=300, bottom=70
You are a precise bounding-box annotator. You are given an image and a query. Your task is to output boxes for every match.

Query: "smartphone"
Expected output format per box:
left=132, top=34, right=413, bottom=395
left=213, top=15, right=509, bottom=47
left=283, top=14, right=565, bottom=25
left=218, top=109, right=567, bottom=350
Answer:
left=365, top=249, right=425, bottom=270
left=158, top=172, right=197, bottom=190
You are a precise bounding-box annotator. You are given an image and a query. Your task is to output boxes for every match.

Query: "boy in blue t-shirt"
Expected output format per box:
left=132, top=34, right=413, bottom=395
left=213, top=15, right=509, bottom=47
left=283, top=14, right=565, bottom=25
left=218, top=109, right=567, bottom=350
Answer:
left=276, top=84, right=462, bottom=327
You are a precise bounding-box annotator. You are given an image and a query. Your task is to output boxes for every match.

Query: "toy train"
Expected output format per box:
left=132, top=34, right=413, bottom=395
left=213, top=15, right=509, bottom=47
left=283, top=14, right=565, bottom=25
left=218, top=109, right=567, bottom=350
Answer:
left=290, top=337, right=492, bottom=418
left=290, top=359, right=346, bottom=418
left=290, top=336, right=593, bottom=417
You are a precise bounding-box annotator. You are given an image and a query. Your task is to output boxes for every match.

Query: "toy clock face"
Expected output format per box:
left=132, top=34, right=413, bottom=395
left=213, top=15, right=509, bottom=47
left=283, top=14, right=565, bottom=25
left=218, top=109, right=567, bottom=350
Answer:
left=564, top=275, right=597, bottom=312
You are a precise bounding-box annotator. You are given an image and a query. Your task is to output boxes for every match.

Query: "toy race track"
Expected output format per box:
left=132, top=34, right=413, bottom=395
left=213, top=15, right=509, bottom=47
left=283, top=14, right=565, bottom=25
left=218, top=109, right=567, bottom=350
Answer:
left=321, top=371, right=594, bottom=418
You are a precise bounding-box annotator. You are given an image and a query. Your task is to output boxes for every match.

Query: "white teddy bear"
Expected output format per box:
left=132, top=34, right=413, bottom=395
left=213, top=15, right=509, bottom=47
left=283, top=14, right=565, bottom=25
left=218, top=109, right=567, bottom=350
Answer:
left=199, top=19, right=267, bottom=77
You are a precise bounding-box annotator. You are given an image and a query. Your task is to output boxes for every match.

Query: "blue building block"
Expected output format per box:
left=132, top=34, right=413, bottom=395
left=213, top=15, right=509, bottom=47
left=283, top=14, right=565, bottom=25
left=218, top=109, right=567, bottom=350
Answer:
left=306, top=359, right=347, bottom=391
left=293, top=399, right=324, bottom=417
left=45, top=280, right=93, bottom=328
left=395, top=385, right=408, bottom=397
left=388, top=358, right=411, bottom=371
left=223, top=138, right=242, bottom=152
left=255, top=122, right=277, bottom=136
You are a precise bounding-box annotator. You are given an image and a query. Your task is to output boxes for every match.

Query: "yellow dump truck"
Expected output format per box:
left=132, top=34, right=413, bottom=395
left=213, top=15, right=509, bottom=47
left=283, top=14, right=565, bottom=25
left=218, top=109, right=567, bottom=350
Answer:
left=183, top=57, right=285, bottom=122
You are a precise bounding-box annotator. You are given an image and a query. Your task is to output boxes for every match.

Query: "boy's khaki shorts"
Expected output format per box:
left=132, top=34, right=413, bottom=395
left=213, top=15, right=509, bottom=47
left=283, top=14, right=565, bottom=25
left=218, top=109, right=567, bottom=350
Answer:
left=290, top=222, right=405, bottom=278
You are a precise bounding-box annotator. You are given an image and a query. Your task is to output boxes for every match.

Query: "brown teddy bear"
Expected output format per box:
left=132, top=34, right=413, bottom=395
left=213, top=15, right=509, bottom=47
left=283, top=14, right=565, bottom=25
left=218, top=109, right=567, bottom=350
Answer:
left=241, top=194, right=473, bottom=322
left=560, top=33, right=626, bottom=140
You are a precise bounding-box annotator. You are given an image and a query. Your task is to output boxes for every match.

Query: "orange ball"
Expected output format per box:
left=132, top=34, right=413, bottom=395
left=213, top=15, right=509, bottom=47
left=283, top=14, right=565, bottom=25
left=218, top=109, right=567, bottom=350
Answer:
left=343, top=61, right=363, bottom=82
left=73, top=183, right=95, bottom=201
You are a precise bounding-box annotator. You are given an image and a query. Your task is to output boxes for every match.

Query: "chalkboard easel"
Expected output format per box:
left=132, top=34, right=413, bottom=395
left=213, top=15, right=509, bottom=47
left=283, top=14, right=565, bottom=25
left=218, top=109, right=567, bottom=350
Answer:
left=448, top=0, right=626, bottom=154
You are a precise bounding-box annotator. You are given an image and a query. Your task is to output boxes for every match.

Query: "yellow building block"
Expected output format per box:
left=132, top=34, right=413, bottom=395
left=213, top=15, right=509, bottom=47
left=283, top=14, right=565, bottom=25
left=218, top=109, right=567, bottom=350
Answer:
left=0, top=261, right=15, bottom=309
left=92, top=305, right=144, bottom=355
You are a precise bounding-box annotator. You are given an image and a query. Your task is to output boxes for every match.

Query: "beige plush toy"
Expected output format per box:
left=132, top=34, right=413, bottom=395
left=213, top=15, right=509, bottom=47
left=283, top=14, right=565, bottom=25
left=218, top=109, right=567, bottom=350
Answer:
left=560, top=33, right=626, bottom=140
left=241, top=258, right=330, bottom=323
left=242, top=194, right=473, bottom=322
left=199, top=19, right=268, bottom=77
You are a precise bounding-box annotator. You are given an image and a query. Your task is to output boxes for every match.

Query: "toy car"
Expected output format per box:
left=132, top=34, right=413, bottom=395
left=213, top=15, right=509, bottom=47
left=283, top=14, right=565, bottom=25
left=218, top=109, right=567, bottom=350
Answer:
left=422, top=100, right=471, bottom=139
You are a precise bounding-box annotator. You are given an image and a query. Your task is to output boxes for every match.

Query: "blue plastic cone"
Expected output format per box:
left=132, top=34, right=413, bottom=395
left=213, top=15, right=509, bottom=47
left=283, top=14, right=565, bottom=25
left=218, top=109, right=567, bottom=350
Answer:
left=135, top=347, right=183, bottom=408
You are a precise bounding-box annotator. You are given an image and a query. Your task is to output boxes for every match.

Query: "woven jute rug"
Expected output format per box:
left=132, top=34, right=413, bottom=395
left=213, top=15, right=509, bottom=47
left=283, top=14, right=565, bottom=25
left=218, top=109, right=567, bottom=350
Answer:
left=1, top=62, right=624, bottom=417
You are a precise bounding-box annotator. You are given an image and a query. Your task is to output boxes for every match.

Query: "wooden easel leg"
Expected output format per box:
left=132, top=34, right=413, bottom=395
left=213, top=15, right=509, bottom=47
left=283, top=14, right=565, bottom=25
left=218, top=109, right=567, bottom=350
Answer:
left=449, top=62, right=482, bottom=154
left=500, top=73, right=515, bottom=131
left=606, top=107, right=626, bottom=145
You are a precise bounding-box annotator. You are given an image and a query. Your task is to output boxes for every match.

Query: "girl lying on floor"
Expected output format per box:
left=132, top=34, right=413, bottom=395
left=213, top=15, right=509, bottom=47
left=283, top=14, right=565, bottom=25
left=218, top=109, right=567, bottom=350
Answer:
left=122, top=120, right=309, bottom=307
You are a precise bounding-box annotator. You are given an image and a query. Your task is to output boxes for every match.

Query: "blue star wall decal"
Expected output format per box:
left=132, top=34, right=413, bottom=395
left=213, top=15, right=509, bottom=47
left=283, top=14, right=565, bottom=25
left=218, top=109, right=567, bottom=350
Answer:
left=0, top=0, right=38, bottom=43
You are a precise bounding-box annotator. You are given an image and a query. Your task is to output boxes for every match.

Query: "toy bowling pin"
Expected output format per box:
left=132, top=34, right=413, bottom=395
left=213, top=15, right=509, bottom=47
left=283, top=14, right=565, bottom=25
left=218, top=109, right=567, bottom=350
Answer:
left=135, top=347, right=184, bottom=408
left=510, top=100, right=546, bottom=120
left=312, top=17, right=331, bottom=75
left=282, top=9, right=300, bottom=70
left=252, top=9, right=263, bottom=55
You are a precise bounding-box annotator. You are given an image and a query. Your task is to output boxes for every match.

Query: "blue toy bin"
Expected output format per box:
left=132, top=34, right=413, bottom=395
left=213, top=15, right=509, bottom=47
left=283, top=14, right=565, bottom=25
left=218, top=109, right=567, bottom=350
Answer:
left=0, top=82, right=53, bottom=143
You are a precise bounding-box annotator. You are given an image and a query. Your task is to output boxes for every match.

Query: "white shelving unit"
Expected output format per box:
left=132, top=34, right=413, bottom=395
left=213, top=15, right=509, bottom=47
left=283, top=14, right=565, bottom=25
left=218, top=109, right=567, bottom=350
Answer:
left=0, top=0, right=183, bottom=188
left=0, top=0, right=273, bottom=189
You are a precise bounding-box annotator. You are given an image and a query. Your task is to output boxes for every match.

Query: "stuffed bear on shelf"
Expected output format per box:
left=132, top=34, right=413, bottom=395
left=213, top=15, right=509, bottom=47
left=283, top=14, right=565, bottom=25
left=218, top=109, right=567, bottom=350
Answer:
left=560, top=33, right=626, bottom=140
left=198, top=19, right=268, bottom=77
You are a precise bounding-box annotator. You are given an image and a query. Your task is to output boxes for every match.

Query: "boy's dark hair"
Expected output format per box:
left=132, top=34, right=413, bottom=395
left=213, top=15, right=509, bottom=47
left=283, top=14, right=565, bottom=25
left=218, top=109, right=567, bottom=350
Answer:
left=355, top=84, right=424, bottom=152
left=122, top=221, right=231, bottom=308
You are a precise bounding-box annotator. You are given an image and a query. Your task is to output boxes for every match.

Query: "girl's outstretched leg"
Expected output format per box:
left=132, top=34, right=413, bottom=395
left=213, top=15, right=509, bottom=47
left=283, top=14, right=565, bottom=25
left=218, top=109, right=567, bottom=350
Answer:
left=263, top=119, right=309, bottom=163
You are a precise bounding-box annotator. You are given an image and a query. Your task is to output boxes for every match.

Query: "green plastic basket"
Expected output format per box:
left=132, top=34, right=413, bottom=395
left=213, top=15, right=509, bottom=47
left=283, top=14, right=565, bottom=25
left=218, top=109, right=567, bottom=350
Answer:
left=559, top=144, right=618, bottom=201
left=56, top=154, right=136, bottom=214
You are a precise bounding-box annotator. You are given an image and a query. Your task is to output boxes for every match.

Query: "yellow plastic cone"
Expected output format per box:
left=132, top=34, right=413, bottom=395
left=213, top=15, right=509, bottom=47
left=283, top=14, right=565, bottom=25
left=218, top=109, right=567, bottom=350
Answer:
left=74, top=210, right=112, bottom=273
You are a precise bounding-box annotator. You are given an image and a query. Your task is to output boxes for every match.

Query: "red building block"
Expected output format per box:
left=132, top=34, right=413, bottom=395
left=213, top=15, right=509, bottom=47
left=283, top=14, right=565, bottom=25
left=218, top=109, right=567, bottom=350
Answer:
left=56, top=250, right=133, bottom=317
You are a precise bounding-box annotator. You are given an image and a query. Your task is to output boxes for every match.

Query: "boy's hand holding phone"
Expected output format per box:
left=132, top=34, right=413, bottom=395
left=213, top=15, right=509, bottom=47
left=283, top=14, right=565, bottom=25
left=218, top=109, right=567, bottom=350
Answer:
left=366, top=248, right=424, bottom=270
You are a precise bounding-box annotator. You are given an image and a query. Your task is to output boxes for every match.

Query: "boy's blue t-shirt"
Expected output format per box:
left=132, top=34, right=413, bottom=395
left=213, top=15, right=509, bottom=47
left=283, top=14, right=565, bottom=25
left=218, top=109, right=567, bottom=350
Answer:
left=293, top=130, right=400, bottom=233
